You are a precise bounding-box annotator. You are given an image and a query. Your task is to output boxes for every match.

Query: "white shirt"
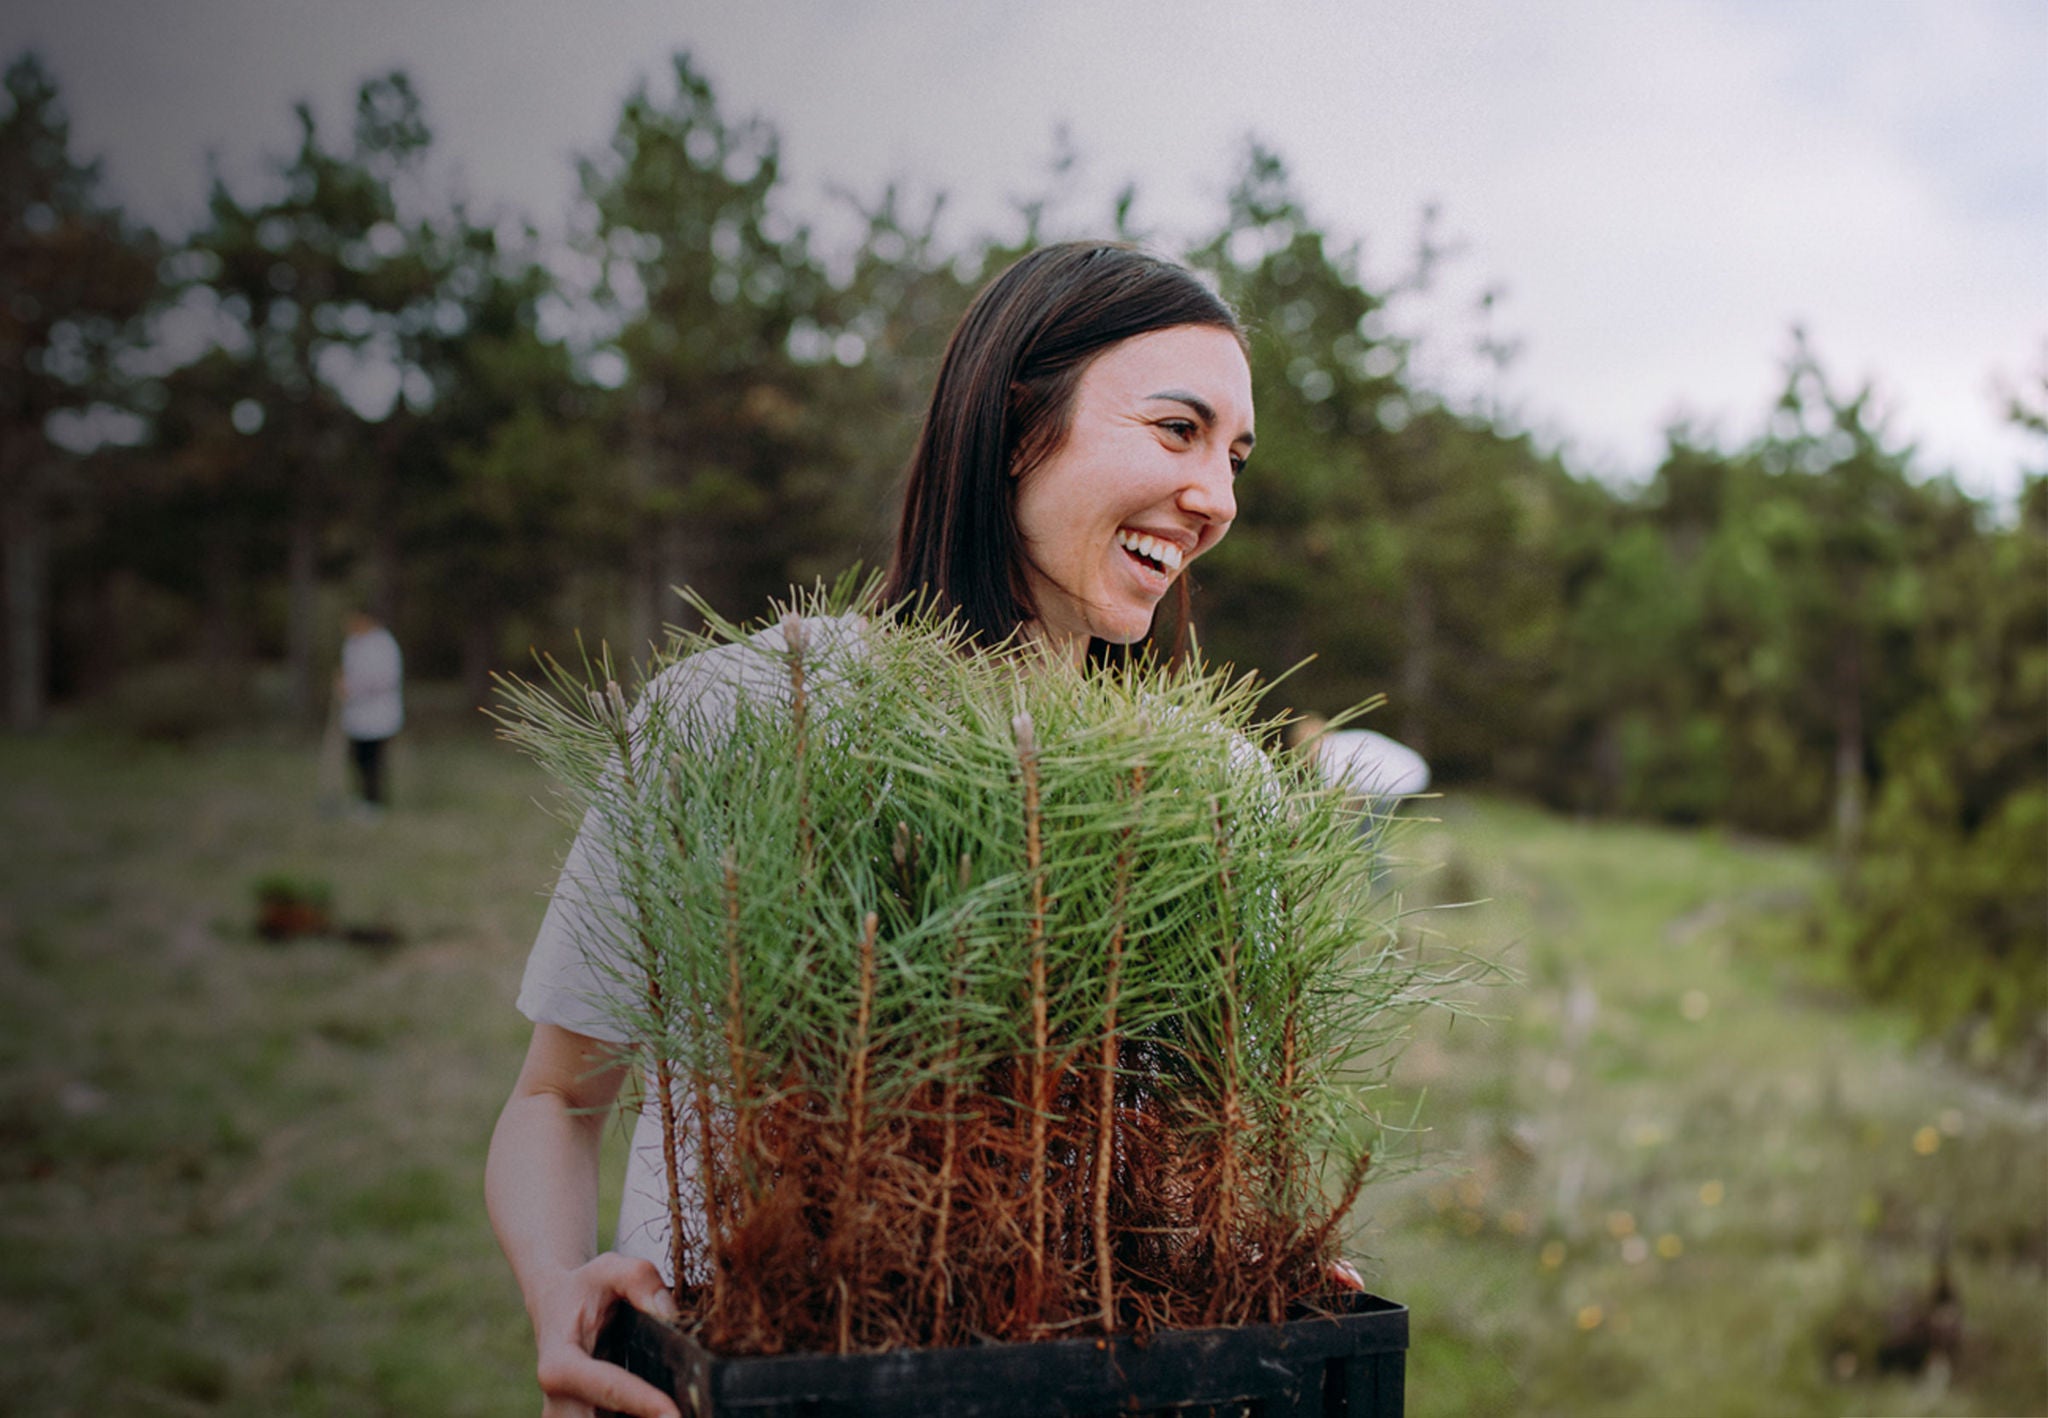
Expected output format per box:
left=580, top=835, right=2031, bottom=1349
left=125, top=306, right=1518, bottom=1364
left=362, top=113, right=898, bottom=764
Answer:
left=1313, top=728, right=1429, bottom=799
left=339, top=626, right=404, bottom=741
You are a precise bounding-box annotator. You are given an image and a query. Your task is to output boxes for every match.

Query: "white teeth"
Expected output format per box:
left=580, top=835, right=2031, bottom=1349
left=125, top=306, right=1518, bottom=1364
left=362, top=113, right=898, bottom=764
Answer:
left=1117, top=530, right=1183, bottom=573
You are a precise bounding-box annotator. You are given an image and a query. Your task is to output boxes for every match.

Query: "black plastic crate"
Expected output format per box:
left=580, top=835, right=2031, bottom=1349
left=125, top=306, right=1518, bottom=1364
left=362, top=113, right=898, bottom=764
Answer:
left=595, top=1292, right=1406, bottom=1417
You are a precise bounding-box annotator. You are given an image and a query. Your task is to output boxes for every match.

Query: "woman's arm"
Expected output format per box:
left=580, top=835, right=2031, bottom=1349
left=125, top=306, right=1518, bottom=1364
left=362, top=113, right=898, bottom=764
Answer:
left=486, top=1022, right=681, bottom=1418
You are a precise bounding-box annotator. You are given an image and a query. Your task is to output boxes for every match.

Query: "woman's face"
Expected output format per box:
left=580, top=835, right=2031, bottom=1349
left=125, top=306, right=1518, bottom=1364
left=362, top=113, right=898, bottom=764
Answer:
left=1012, top=324, right=1253, bottom=659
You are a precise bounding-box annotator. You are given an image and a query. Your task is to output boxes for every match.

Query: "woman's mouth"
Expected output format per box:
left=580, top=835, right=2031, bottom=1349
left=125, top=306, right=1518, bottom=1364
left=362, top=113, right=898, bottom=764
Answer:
left=1115, top=528, right=1184, bottom=577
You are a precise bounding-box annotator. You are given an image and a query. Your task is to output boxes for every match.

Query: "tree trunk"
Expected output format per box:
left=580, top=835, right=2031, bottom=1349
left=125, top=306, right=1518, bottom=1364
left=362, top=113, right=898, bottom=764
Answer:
left=1831, top=640, right=1866, bottom=861
left=74, top=565, right=127, bottom=700
left=200, top=523, right=245, bottom=674
left=1592, top=715, right=1625, bottom=816
left=629, top=523, right=663, bottom=664
left=1398, top=579, right=1436, bottom=760
left=286, top=491, right=319, bottom=726
left=2, top=461, right=48, bottom=733
left=656, top=513, right=694, bottom=637
left=362, top=425, right=401, bottom=624
left=363, top=513, right=399, bottom=626
left=460, top=613, right=496, bottom=716
left=626, top=410, right=668, bottom=660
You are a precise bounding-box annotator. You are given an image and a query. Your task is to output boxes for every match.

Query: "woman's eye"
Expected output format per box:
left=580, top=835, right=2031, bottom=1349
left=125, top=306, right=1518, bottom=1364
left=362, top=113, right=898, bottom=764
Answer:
left=1158, top=419, right=1198, bottom=443
left=1229, top=452, right=1248, bottom=476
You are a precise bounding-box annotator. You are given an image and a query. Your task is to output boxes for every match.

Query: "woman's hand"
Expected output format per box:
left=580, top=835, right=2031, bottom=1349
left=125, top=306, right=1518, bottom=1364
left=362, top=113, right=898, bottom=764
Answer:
left=531, top=1252, right=681, bottom=1418
left=488, top=1025, right=667, bottom=1417
left=1328, top=1257, right=1365, bottom=1293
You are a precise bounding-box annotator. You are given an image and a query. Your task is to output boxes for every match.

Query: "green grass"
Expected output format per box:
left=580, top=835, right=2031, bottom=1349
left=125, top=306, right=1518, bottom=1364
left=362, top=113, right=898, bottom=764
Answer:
left=1369, top=798, right=2048, bottom=1418
left=0, top=724, right=565, bottom=1415
left=1, top=722, right=2041, bottom=1415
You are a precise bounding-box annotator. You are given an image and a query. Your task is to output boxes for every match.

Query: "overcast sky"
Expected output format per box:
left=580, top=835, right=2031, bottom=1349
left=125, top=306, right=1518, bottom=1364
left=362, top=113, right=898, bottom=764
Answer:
left=7, top=1, right=2044, bottom=499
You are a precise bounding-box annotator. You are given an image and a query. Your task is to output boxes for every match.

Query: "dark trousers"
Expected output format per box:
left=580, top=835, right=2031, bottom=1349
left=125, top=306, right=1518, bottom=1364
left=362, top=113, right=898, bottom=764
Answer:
left=349, top=735, right=391, bottom=806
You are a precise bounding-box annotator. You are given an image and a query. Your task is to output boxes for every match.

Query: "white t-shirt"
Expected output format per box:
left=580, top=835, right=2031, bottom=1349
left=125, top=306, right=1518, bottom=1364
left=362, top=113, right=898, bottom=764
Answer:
left=515, top=615, right=861, bottom=1280
left=1314, top=728, right=1429, bottom=799
left=339, top=627, right=404, bottom=741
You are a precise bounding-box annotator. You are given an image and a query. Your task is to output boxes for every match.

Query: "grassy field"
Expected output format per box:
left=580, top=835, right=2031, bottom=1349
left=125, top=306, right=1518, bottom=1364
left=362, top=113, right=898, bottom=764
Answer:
left=1373, top=800, right=2047, bottom=1418
left=0, top=718, right=2041, bottom=1416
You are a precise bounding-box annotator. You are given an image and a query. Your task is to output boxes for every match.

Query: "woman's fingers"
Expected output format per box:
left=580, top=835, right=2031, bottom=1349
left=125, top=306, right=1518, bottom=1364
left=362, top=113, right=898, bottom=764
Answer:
left=537, top=1344, right=678, bottom=1418
left=586, top=1252, right=679, bottom=1324
left=531, top=1253, right=682, bottom=1418
left=1329, top=1257, right=1365, bottom=1292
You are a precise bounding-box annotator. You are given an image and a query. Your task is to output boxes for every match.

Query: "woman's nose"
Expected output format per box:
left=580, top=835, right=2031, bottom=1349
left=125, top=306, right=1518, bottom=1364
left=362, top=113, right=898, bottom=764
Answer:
left=1178, top=453, right=1237, bottom=526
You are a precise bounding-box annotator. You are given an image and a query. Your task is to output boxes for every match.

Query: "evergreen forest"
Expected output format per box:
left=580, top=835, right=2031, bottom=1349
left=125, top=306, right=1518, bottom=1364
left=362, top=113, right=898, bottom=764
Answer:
left=3, top=50, right=2042, bottom=1067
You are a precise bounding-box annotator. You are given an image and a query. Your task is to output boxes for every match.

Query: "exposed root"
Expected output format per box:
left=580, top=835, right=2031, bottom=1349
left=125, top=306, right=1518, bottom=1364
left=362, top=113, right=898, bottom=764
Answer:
left=670, top=1049, right=1358, bottom=1355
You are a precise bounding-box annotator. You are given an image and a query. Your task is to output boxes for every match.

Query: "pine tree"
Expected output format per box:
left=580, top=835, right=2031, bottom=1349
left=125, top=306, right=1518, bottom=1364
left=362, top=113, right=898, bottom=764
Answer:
left=0, top=52, right=157, bottom=730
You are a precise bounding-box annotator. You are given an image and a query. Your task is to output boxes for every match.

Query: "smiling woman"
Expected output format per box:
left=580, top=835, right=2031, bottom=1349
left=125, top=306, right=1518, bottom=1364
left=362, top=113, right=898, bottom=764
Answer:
left=487, top=242, right=1264, bottom=1418
left=1013, top=325, right=1252, bottom=653
left=883, top=241, right=1251, bottom=665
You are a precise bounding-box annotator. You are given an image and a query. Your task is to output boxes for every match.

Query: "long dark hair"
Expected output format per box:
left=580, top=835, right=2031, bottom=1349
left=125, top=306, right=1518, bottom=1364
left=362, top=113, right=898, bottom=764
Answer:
left=884, top=242, right=1244, bottom=657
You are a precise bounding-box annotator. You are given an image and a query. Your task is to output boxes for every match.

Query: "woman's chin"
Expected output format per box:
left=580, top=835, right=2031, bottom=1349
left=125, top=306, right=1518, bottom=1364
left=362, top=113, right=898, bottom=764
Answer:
left=1088, top=609, right=1158, bottom=646
left=1029, top=594, right=1161, bottom=652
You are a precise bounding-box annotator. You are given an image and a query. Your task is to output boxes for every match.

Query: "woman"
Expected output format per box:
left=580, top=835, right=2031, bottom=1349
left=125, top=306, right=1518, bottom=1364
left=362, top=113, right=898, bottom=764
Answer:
left=486, top=242, right=1254, bottom=1418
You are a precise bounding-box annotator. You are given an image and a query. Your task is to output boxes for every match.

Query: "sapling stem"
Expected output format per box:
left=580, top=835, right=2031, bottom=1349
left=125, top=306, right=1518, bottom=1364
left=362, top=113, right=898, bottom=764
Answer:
left=891, top=820, right=920, bottom=905
left=679, top=810, right=724, bottom=1329
left=722, top=850, right=750, bottom=1175
left=927, top=854, right=972, bottom=1342
left=719, top=846, right=766, bottom=1339
left=1269, top=850, right=1305, bottom=1324
left=835, top=910, right=880, bottom=1352
left=1206, top=796, right=1243, bottom=1325
left=600, top=677, right=690, bottom=1308
left=691, top=1023, right=725, bottom=1327
left=1013, top=710, right=1049, bottom=1326
left=1307, top=1150, right=1375, bottom=1270
left=1094, top=763, right=1142, bottom=1332
left=783, top=613, right=812, bottom=874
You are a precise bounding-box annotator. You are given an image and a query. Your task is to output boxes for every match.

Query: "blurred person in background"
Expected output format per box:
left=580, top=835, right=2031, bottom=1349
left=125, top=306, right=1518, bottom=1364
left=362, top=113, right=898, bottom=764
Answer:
left=1288, top=715, right=1429, bottom=868
left=335, top=610, right=403, bottom=812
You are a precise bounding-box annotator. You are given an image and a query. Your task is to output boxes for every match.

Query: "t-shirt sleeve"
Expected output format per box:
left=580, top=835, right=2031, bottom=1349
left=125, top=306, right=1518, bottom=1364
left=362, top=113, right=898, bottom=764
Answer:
left=511, top=617, right=857, bottom=1043
left=516, top=802, right=638, bottom=1044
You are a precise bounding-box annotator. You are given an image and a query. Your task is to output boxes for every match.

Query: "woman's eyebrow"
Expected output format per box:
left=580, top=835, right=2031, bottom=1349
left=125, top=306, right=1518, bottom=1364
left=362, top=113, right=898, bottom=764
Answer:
left=1144, top=389, right=1255, bottom=447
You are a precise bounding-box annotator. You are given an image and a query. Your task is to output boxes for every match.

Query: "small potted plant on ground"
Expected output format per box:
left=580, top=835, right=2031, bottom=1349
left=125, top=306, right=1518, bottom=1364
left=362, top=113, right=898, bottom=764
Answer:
left=252, top=872, right=333, bottom=941
left=499, top=587, right=1452, bottom=1416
